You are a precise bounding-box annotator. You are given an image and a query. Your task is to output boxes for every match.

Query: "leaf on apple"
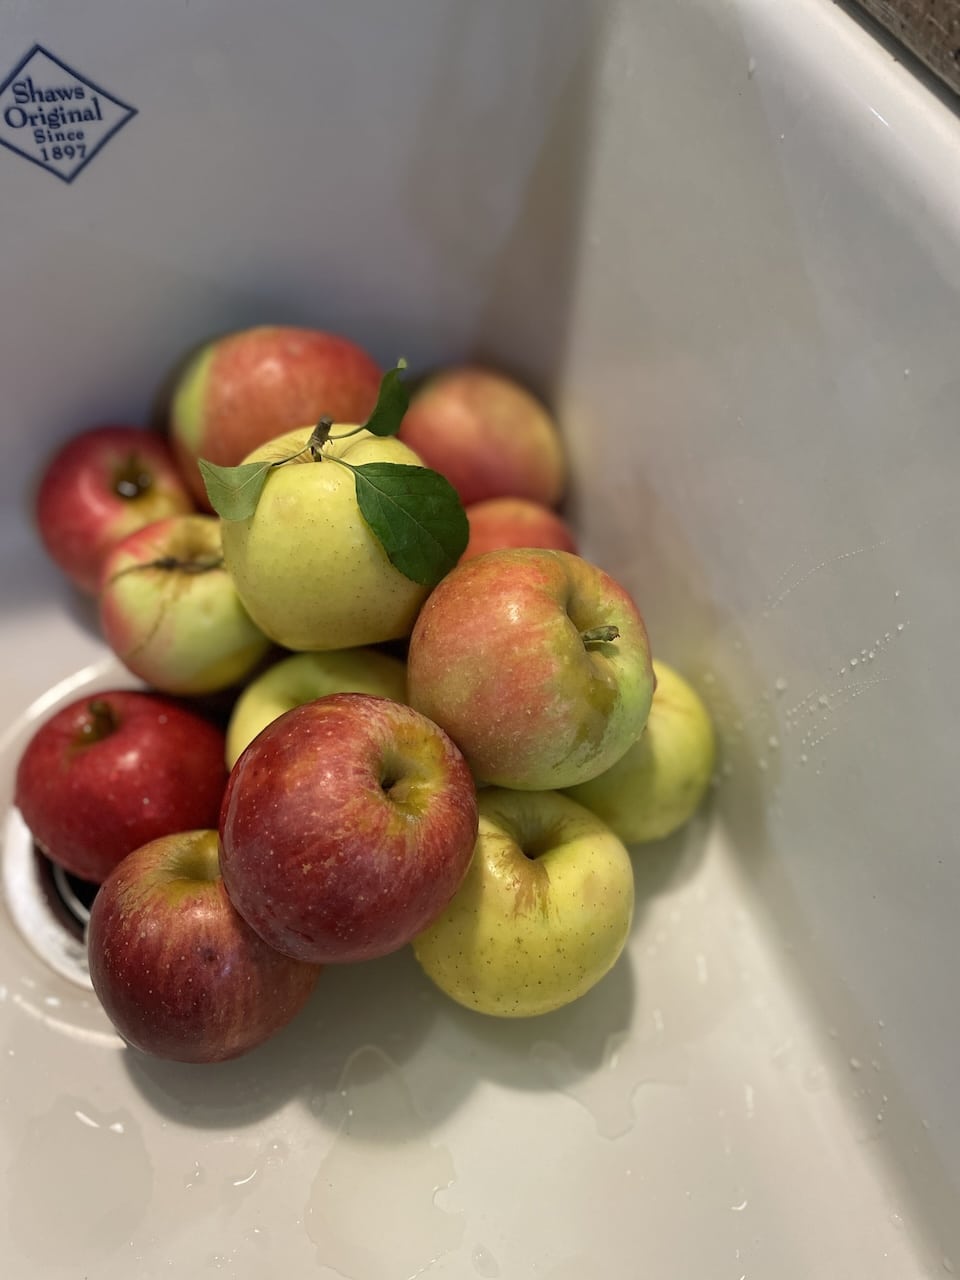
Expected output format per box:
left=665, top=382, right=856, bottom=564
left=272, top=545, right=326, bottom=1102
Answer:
left=349, top=462, right=468, bottom=586
left=199, top=458, right=276, bottom=522
left=360, top=358, right=410, bottom=438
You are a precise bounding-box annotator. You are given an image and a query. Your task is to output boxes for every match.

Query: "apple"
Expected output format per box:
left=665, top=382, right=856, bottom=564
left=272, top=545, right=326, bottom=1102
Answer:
left=14, top=690, right=228, bottom=884
left=34, top=424, right=195, bottom=594
left=87, top=829, right=321, bottom=1063
left=219, top=426, right=433, bottom=650
left=170, top=325, right=382, bottom=506
left=413, top=788, right=634, bottom=1017
left=225, top=647, right=407, bottom=767
left=99, top=513, right=272, bottom=696
left=564, top=660, right=716, bottom=843
left=462, top=496, right=577, bottom=562
left=398, top=367, right=567, bottom=507
left=407, top=548, right=655, bottom=790
left=219, top=693, right=478, bottom=965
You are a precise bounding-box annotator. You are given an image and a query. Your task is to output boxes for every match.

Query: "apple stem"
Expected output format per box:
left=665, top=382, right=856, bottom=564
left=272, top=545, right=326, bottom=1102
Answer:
left=580, top=625, right=620, bottom=646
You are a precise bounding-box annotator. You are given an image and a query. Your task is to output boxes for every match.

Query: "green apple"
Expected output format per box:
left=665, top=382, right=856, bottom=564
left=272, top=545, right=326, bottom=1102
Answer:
left=219, top=427, right=432, bottom=651
left=225, top=648, right=408, bottom=767
left=564, top=660, right=716, bottom=843
left=412, top=788, right=634, bottom=1017
left=98, top=514, right=272, bottom=695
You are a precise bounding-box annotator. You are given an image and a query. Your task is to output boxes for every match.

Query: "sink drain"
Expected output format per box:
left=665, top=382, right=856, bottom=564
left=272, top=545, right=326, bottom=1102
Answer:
left=2, top=806, right=96, bottom=988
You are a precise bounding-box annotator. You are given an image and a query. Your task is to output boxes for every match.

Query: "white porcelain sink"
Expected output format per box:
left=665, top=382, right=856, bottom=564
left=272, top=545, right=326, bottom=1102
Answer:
left=1, top=1, right=958, bottom=1275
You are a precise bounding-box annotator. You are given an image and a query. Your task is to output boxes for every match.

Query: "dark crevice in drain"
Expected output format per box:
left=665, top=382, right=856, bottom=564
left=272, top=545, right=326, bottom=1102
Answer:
left=35, top=846, right=98, bottom=938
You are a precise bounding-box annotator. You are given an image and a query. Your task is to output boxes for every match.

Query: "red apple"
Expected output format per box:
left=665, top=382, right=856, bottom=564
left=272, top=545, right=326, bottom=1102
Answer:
left=407, top=548, right=655, bottom=790
left=219, top=693, right=478, bottom=965
left=170, top=325, right=383, bottom=506
left=34, top=425, right=195, bottom=594
left=397, top=366, right=567, bottom=507
left=87, top=829, right=321, bottom=1063
left=462, top=497, right=578, bottom=562
left=14, top=690, right=228, bottom=884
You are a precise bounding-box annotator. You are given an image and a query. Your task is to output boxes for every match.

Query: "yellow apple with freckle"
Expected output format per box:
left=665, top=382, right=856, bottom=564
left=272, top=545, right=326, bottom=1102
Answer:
left=563, top=660, right=716, bottom=843
left=225, top=648, right=407, bottom=767
left=412, top=788, right=634, bottom=1017
left=218, top=426, right=432, bottom=651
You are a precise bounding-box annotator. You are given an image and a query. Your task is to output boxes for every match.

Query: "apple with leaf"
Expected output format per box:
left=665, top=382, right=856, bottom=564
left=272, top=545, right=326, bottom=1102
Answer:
left=200, top=361, right=470, bottom=650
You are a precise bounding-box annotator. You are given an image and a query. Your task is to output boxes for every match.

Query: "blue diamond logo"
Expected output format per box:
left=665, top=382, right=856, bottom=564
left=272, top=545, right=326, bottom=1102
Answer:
left=0, top=45, right=137, bottom=184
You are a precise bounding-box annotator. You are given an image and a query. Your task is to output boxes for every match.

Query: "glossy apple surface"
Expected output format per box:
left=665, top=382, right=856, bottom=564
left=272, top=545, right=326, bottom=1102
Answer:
left=219, top=693, right=478, bottom=964
left=407, top=548, right=655, bottom=789
left=564, top=660, right=716, bottom=843
left=219, top=426, right=432, bottom=650
left=462, top=497, right=577, bottom=562
left=34, top=424, right=195, bottom=594
left=14, top=690, right=228, bottom=883
left=413, top=788, right=634, bottom=1017
left=225, top=647, right=407, bottom=767
left=87, top=829, right=321, bottom=1063
left=398, top=367, right=566, bottom=507
left=99, top=513, right=271, bottom=695
left=170, top=325, right=381, bottom=505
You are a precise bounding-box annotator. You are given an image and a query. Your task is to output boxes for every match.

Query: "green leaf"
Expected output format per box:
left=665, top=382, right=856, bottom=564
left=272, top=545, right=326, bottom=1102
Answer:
left=362, top=359, right=410, bottom=438
left=350, top=462, right=468, bottom=586
left=199, top=458, right=275, bottom=522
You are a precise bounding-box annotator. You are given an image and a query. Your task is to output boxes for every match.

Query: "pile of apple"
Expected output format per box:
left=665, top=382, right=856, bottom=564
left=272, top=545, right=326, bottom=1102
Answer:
left=14, top=325, right=715, bottom=1065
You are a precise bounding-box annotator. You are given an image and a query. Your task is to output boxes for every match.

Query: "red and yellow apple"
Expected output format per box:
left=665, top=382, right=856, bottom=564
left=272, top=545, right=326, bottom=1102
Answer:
left=87, top=829, right=321, bottom=1063
left=34, top=424, right=195, bottom=594
left=462, top=497, right=577, bottom=562
left=99, top=513, right=272, bottom=695
left=398, top=367, right=566, bottom=507
left=219, top=693, right=478, bottom=965
left=407, top=548, right=655, bottom=790
left=170, top=325, right=382, bottom=506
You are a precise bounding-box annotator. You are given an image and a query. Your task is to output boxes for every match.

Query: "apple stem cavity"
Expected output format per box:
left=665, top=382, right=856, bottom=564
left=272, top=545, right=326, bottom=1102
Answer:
left=79, top=698, right=119, bottom=744
left=580, top=625, right=620, bottom=646
left=107, top=554, right=225, bottom=582
left=112, top=454, right=154, bottom=501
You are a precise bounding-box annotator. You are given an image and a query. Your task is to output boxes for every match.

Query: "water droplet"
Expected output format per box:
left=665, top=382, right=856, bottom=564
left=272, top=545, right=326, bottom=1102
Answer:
left=747, top=56, right=757, bottom=77
left=894, top=589, right=901, bottom=599
left=868, top=651, right=876, bottom=660
left=774, top=677, right=788, bottom=693
left=768, top=735, right=779, bottom=749
left=818, top=695, right=830, bottom=707
left=800, top=754, right=808, bottom=765
left=890, top=1211, right=904, bottom=1230
left=878, top=1019, right=886, bottom=1028
left=840, top=666, right=847, bottom=675
left=850, top=657, right=859, bottom=667
left=473, top=1244, right=501, bottom=1277
left=849, top=1057, right=862, bottom=1071
left=731, top=1199, right=748, bottom=1211
left=897, top=623, right=905, bottom=633
left=758, top=758, right=768, bottom=771
left=903, top=368, right=911, bottom=378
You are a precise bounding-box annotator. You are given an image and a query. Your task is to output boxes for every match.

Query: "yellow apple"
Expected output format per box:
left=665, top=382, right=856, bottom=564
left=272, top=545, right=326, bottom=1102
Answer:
left=225, top=648, right=407, bottom=767
left=218, top=427, right=431, bottom=650
left=563, top=660, right=715, bottom=843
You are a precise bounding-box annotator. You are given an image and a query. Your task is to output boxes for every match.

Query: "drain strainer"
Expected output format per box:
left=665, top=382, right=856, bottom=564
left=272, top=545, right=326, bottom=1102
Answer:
left=2, top=806, right=94, bottom=988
